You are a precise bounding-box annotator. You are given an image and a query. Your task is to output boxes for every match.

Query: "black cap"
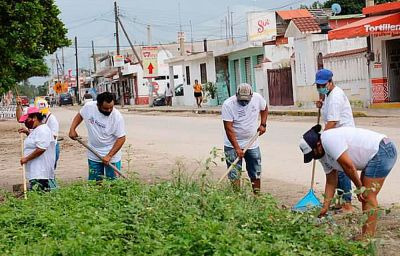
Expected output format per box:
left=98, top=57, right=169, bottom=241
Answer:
left=299, top=125, right=321, bottom=163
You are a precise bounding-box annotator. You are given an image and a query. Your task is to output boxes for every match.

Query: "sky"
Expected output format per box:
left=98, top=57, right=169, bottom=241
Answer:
left=30, top=0, right=320, bottom=85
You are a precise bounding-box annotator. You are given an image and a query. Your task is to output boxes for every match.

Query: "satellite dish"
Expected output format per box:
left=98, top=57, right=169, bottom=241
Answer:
left=331, top=3, right=342, bottom=15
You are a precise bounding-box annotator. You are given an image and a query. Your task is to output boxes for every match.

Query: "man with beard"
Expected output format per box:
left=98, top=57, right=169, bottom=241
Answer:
left=69, top=92, right=126, bottom=181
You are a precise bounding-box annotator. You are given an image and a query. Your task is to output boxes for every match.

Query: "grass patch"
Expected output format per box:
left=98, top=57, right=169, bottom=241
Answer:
left=0, top=178, right=372, bottom=255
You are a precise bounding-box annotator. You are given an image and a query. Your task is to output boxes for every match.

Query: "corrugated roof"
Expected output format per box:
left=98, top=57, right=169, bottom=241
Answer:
left=292, top=17, right=321, bottom=34
left=363, top=2, right=400, bottom=16
left=276, top=9, right=312, bottom=20
left=323, top=48, right=368, bottom=59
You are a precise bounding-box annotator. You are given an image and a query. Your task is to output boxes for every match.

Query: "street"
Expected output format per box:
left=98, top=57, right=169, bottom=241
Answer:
left=1, top=107, right=399, bottom=206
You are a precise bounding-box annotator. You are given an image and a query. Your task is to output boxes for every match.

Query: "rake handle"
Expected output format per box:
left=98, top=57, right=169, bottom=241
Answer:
left=76, top=138, right=126, bottom=179
left=310, top=108, right=321, bottom=190
left=218, top=132, right=260, bottom=184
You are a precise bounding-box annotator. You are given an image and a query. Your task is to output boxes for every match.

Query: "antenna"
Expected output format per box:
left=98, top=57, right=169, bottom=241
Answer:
left=331, top=3, right=342, bottom=16
left=178, top=2, right=182, bottom=32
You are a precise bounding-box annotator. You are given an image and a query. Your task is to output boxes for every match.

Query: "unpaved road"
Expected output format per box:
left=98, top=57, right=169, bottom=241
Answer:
left=1, top=106, right=399, bottom=254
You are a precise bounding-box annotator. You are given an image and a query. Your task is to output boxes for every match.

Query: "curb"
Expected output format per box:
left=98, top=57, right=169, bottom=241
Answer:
left=127, top=108, right=372, bottom=117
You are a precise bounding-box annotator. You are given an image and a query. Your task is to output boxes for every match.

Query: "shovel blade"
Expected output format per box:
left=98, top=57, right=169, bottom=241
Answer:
left=292, top=189, right=322, bottom=212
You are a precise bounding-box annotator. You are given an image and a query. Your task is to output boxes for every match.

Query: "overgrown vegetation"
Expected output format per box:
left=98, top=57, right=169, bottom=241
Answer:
left=0, top=175, right=372, bottom=255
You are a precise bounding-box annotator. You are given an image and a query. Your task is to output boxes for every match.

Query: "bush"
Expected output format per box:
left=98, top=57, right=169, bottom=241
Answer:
left=0, top=179, right=371, bottom=255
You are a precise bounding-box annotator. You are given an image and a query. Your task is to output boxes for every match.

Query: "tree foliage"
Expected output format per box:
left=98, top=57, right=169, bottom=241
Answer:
left=0, top=0, right=70, bottom=94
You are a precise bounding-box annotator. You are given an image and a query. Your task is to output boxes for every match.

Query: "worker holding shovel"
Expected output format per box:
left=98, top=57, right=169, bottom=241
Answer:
left=314, top=68, right=355, bottom=213
left=16, top=97, right=60, bottom=189
left=221, top=83, right=268, bottom=194
left=69, top=92, right=126, bottom=181
left=18, top=107, right=56, bottom=191
left=299, top=124, right=397, bottom=239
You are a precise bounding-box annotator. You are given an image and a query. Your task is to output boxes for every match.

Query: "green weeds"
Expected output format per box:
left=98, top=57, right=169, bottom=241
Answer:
left=0, top=176, right=372, bottom=255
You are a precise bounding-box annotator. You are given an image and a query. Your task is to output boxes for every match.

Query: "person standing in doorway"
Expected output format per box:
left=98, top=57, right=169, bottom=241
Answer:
left=222, top=83, right=268, bottom=194
left=315, top=68, right=355, bottom=213
left=68, top=92, right=126, bottom=181
left=164, top=83, right=174, bottom=106
left=193, top=79, right=203, bottom=108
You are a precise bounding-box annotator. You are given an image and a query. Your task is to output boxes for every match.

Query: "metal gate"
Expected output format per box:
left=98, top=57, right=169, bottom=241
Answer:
left=267, top=67, right=294, bottom=106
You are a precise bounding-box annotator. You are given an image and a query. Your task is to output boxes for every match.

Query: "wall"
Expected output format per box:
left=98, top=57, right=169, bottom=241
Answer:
left=263, top=38, right=294, bottom=69
left=227, top=47, right=264, bottom=93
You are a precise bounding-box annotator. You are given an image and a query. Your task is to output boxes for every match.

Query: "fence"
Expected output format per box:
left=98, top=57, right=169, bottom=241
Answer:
left=0, top=105, right=17, bottom=120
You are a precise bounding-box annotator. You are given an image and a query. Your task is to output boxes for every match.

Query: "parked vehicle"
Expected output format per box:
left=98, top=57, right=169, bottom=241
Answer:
left=59, top=93, right=73, bottom=106
left=152, top=84, right=184, bottom=106
left=19, top=96, right=29, bottom=106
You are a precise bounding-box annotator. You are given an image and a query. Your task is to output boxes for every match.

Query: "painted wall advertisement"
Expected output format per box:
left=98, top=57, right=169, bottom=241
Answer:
left=247, top=11, right=277, bottom=42
left=371, top=77, right=389, bottom=103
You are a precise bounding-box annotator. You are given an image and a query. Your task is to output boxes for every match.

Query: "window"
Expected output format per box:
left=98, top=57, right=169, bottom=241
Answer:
left=200, top=63, right=207, bottom=84
left=244, top=57, right=252, bottom=85
left=185, top=66, right=190, bottom=85
left=257, top=54, right=264, bottom=65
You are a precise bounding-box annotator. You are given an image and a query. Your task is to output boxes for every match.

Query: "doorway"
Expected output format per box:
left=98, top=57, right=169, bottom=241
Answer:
left=386, top=39, right=400, bottom=102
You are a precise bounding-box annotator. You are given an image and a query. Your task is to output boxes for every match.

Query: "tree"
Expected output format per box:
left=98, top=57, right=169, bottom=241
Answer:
left=0, top=0, right=70, bottom=94
left=322, top=0, right=395, bottom=15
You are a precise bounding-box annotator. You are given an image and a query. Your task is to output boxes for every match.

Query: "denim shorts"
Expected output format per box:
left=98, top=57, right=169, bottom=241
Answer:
left=224, top=146, right=262, bottom=180
left=363, top=139, right=397, bottom=178
left=88, top=159, right=121, bottom=181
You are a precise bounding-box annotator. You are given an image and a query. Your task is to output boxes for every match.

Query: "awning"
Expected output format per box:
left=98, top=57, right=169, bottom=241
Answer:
left=328, top=13, right=400, bottom=40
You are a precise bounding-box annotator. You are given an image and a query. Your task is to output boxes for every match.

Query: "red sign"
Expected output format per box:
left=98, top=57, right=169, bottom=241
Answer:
left=371, top=77, right=389, bottom=103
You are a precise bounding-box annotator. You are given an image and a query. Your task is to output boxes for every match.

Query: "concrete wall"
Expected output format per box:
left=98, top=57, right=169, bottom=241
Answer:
left=227, top=47, right=264, bottom=94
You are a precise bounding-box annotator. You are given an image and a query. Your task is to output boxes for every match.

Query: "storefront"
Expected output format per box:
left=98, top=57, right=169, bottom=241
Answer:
left=328, top=2, right=400, bottom=105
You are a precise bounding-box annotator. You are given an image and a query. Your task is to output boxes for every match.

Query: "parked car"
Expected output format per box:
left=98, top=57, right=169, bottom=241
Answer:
left=59, top=93, right=73, bottom=106
left=152, top=84, right=184, bottom=106
left=19, top=96, right=29, bottom=106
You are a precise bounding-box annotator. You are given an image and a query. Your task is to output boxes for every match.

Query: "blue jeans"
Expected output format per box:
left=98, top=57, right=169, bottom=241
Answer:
left=88, top=159, right=121, bottom=181
left=224, top=146, right=262, bottom=180
left=364, top=139, right=397, bottom=178
left=337, top=171, right=352, bottom=202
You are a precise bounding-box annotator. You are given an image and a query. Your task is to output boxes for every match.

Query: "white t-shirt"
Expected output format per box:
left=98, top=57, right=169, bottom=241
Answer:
left=222, top=92, right=267, bottom=149
left=319, top=154, right=343, bottom=175
left=165, top=86, right=174, bottom=97
left=321, top=86, right=354, bottom=128
left=80, top=101, right=126, bottom=163
left=24, top=124, right=56, bottom=180
left=44, top=113, right=59, bottom=140
left=321, top=127, right=385, bottom=170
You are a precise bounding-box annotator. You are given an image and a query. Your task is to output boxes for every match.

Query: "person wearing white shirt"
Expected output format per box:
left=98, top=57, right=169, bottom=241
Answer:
left=314, top=68, right=354, bottom=213
left=222, top=83, right=268, bottom=194
left=69, top=92, right=126, bottom=181
left=300, top=125, right=397, bottom=239
left=18, top=107, right=56, bottom=191
left=164, top=83, right=174, bottom=106
left=17, top=98, right=60, bottom=189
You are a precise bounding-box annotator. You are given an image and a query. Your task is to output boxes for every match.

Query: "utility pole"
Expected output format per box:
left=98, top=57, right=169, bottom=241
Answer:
left=61, top=48, right=65, bottom=78
left=75, top=36, right=80, bottom=105
left=55, top=53, right=61, bottom=83
left=225, top=16, right=229, bottom=45
left=190, top=20, right=194, bottom=53
left=91, top=40, right=97, bottom=73
left=114, top=1, right=124, bottom=107
left=147, top=25, right=151, bottom=46
left=230, top=11, right=234, bottom=45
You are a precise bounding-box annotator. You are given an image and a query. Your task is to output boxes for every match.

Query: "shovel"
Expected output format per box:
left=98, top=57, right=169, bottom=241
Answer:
left=218, top=132, right=260, bottom=184
left=293, top=109, right=322, bottom=212
left=75, top=137, right=126, bottom=179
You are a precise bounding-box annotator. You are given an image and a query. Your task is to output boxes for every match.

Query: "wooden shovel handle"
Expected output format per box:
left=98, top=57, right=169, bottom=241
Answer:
left=218, top=132, right=260, bottom=184
left=76, top=138, right=126, bottom=179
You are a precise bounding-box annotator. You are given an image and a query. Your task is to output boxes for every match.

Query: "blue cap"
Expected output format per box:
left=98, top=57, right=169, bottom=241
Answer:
left=315, top=69, right=333, bottom=84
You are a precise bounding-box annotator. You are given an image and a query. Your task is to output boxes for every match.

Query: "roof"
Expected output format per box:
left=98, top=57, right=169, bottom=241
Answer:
left=329, top=14, right=365, bottom=20
left=292, top=17, right=321, bottom=34
left=323, top=48, right=368, bottom=59
left=363, top=2, right=400, bottom=16
left=328, top=13, right=400, bottom=40
left=276, top=9, right=312, bottom=20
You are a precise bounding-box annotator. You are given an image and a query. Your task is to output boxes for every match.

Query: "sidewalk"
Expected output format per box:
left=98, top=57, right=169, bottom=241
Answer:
left=124, top=104, right=400, bottom=118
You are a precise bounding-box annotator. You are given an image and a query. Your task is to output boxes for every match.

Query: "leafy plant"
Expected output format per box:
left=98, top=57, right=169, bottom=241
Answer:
left=204, top=82, right=217, bottom=99
left=0, top=175, right=372, bottom=255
